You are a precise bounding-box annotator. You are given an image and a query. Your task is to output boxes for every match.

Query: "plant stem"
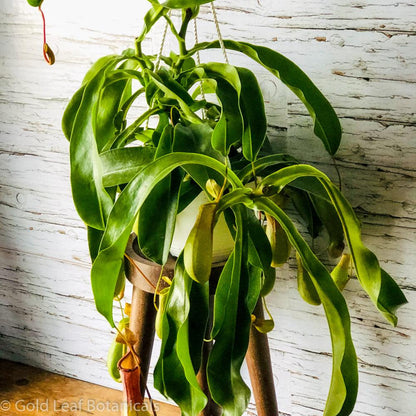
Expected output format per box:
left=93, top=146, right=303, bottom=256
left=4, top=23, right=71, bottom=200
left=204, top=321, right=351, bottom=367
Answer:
left=178, top=8, right=193, bottom=52
left=174, top=8, right=194, bottom=71
left=215, top=157, right=230, bottom=203
left=134, top=39, right=143, bottom=58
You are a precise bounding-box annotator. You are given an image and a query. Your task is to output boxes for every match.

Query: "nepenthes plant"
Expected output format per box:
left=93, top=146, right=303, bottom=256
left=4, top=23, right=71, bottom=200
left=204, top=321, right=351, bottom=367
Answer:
left=28, top=0, right=407, bottom=415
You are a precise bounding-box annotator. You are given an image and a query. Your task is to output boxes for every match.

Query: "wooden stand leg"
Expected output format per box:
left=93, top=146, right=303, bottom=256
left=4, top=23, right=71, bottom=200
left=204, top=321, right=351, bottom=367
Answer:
left=246, top=300, right=279, bottom=416
left=126, top=239, right=278, bottom=416
left=129, top=285, right=157, bottom=393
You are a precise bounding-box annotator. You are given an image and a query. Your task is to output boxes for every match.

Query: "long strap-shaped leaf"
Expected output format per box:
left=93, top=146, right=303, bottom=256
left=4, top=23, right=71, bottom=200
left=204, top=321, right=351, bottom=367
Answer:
left=236, top=67, right=267, bottom=161
left=187, top=63, right=244, bottom=156
left=102, top=107, right=160, bottom=151
left=173, top=123, right=224, bottom=189
left=188, top=40, right=342, bottom=155
left=137, top=126, right=184, bottom=265
left=259, top=165, right=407, bottom=325
left=69, top=57, right=123, bottom=229
left=218, top=191, right=357, bottom=415
left=62, top=55, right=120, bottom=141
left=237, top=153, right=298, bottom=183
left=251, top=196, right=358, bottom=416
left=100, top=147, right=155, bottom=187
left=91, top=153, right=242, bottom=326
left=154, top=254, right=208, bottom=415
left=207, top=207, right=252, bottom=416
left=245, top=209, right=272, bottom=271
left=94, top=60, right=139, bottom=152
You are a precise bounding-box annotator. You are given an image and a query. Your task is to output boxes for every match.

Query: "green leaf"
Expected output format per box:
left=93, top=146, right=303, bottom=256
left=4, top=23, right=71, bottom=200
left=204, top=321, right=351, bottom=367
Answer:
left=144, top=161, right=183, bottom=253
left=152, top=111, right=170, bottom=147
left=137, top=126, right=183, bottom=264
left=208, top=207, right=252, bottom=416
left=290, top=176, right=332, bottom=203
left=311, top=193, right=345, bottom=258
left=102, top=107, right=160, bottom=151
left=104, top=69, right=145, bottom=87
left=287, top=188, right=322, bottom=238
left=137, top=5, right=167, bottom=44
left=62, top=86, right=85, bottom=141
left=69, top=57, right=122, bottom=229
left=237, top=154, right=297, bottom=183
left=113, top=87, right=146, bottom=132
left=95, top=60, right=138, bottom=152
left=247, top=265, right=263, bottom=312
left=148, top=0, right=213, bottom=8
left=173, top=123, right=224, bottom=189
left=249, top=196, right=358, bottom=416
left=147, top=68, right=202, bottom=124
left=100, top=147, right=155, bottom=187
left=195, top=63, right=244, bottom=156
left=27, top=0, right=43, bottom=7
left=91, top=153, right=242, bottom=326
left=87, top=226, right=104, bottom=262
left=260, top=266, right=277, bottom=297
left=217, top=188, right=359, bottom=413
left=187, top=277, right=210, bottom=372
left=216, top=188, right=253, bottom=214
left=245, top=209, right=272, bottom=271
left=259, top=164, right=408, bottom=325
left=189, top=40, right=342, bottom=155
left=62, top=55, right=121, bottom=141
left=145, top=79, right=159, bottom=106
left=236, top=67, right=267, bottom=161
left=177, top=179, right=201, bottom=213
left=154, top=254, right=208, bottom=414
left=296, top=252, right=321, bottom=306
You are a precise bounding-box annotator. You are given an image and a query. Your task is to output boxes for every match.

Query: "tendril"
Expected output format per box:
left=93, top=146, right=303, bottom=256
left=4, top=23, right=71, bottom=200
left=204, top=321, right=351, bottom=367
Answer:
left=38, top=4, right=55, bottom=65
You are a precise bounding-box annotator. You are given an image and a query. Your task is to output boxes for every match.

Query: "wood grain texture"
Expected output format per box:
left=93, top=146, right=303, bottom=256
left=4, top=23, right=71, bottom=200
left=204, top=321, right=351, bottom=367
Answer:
left=0, top=359, right=180, bottom=416
left=0, top=0, right=415, bottom=415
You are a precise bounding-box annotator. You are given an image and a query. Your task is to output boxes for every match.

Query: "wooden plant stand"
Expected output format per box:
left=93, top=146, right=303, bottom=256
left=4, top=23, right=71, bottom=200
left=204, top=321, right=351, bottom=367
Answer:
left=125, top=236, right=278, bottom=416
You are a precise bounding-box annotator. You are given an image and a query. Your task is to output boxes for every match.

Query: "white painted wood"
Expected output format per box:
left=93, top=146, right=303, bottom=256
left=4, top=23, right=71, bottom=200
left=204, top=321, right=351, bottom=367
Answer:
left=0, top=0, right=415, bottom=415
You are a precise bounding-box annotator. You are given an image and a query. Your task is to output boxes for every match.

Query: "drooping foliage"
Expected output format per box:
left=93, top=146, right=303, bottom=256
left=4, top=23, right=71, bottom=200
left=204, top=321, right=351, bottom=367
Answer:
left=55, top=1, right=407, bottom=415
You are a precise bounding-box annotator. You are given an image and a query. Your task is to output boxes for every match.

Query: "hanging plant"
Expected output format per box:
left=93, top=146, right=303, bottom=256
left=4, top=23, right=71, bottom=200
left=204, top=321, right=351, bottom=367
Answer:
left=27, top=0, right=407, bottom=415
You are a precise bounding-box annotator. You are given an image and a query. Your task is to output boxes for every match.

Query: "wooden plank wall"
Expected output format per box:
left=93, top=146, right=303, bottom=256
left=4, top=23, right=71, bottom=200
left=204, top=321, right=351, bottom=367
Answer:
left=0, top=1, right=415, bottom=415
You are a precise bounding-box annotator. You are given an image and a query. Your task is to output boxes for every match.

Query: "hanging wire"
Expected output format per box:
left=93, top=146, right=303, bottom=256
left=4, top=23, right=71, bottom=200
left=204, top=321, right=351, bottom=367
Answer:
left=210, top=2, right=229, bottom=64
left=155, top=11, right=170, bottom=71
left=193, top=18, right=202, bottom=69
left=146, top=11, right=171, bottom=129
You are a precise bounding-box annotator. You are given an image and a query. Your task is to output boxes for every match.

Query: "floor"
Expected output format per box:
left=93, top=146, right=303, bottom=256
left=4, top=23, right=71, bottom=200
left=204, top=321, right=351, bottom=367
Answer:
left=0, top=359, right=180, bottom=415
